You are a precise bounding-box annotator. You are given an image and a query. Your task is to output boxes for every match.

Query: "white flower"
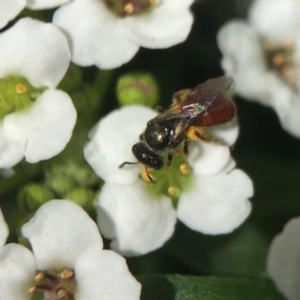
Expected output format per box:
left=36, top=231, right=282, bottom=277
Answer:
left=0, top=0, right=70, bottom=29
left=52, top=0, right=194, bottom=69
left=0, top=200, right=141, bottom=300
left=84, top=105, right=253, bottom=256
left=267, top=216, right=300, bottom=300
left=0, top=18, right=77, bottom=169
left=217, top=0, right=300, bottom=138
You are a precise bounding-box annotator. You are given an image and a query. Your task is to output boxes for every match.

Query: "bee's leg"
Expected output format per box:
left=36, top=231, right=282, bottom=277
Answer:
left=118, top=161, right=139, bottom=169
left=183, top=137, right=189, bottom=159
left=141, top=167, right=155, bottom=183
left=186, top=126, right=228, bottom=146
left=139, top=133, right=145, bottom=141
left=155, top=106, right=164, bottom=113
left=172, top=89, right=192, bottom=105
left=167, top=152, right=173, bottom=167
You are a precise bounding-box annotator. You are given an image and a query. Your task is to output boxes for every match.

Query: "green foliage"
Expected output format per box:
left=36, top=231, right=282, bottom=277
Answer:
left=138, top=275, right=284, bottom=300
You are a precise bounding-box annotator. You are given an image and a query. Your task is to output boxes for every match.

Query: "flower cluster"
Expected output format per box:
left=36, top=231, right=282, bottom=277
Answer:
left=217, top=0, right=300, bottom=138
left=84, top=105, right=253, bottom=256
left=0, top=200, right=141, bottom=299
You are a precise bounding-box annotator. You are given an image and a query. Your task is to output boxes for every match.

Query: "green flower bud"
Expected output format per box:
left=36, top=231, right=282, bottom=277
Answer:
left=18, top=184, right=54, bottom=213
left=65, top=188, right=96, bottom=212
left=116, top=72, right=159, bottom=108
left=65, top=163, right=100, bottom=187
left=46, top=175, right=76, bottom=196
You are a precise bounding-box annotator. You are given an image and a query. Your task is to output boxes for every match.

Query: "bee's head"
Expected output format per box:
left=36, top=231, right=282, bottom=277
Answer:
left=132, top=142, right=164, bottom=170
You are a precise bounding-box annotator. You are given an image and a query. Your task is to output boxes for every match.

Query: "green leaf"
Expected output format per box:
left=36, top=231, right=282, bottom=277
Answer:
left=137, top=275, right=284, bottom=300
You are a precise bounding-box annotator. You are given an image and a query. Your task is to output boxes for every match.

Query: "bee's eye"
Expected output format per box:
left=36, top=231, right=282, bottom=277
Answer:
left=144, top=123, right=169, bottom=150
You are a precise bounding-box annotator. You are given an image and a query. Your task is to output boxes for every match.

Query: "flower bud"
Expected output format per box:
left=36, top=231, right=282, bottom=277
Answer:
left=65, top=188, right=96, bottom=212
left=18, top=184, right=54, bottom=213
left=116, top=72, right=159, bottom=108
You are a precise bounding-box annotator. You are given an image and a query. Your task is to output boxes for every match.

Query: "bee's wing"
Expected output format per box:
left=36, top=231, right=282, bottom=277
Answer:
left=149, top=76, right=235, bottom=145
left=201, top=76, right=234, bottom=95
left=182, top=76, right=234, bottom=108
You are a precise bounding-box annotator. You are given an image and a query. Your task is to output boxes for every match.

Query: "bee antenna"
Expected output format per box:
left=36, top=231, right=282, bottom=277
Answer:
left=118, top=161, right=139, bottom=169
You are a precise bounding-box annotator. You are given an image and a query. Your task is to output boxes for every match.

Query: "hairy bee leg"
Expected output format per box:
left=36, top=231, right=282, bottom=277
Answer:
left=186, top=126, right=229, bottom=146
left=167, top=152, right=173, bottom=167
left=183, top=137, right=189, bottom=159
left=118, top=161, right=139, bottom=169
left=172, top=89, right=192, bottom=105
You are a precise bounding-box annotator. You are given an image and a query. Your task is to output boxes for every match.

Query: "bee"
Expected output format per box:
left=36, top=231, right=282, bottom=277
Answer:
left=119, top=76, right=236, bottom=182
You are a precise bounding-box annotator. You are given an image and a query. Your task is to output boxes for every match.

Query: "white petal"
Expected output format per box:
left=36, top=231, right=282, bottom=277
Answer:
left=267, top=217, right=300, bottom=300
left=26, top=0, right=69, bottom=10
left=249, top=0, right=300, bottom=43
left=177, top=169, right=253, bottom=234
left=0, top=208, right=8, bottom=247
left=163, top=0, right=194, bottom=6
left=121, top=2, right=193, bottom=48
left=188, top=142, right=231, bottom=176
left=97, top=180, right=177, bottom=256
left=22, top=200, right=103, bottom=270
left=266, top=73, right=300, bottom=138
left=188, top=119, right=239, bottom=176
left=75, top=250, right=141, bottom=300
left=0, top=244, right=36, bottom=300
left=217, top=20, right=270, bottom=102
left=0, top=18, right=70, bottom=88
left=0, top=0, right=25, bottom=29
left=3, top=89, right=76, bottom=163
left=0, top=124, right=25, bottom=168
left=53, top=1, right=139, bottom=69
left=205, top=117, right=239, bottom=145
left=84, top=105, right=156, bottom=185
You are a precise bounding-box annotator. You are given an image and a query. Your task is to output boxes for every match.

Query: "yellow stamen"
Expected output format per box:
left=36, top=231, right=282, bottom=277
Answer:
left=28, top=286, right=36, bottom=294
left=124, top=3, right=134, bottom=14
left=149, top=0, right=156, bottom=4
left=180, top=163, right=190, bottom=175
left=168, top=186, right=177, bottom=195
left=15, top=84, right=27, bottom=94
left=272, top=53, right=285, bottom=66
left=60, top=269, right=74, bottom=279
left=34, top=272, right=45, bottom=282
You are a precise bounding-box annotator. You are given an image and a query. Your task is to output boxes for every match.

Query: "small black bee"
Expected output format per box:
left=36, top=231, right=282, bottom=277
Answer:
left=119, top=77, right=236, bottom=182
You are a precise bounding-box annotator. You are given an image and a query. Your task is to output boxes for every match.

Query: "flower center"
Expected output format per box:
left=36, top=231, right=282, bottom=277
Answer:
left=264, top=40, right=299, bottom=88
left=141, top=148, right=194, bottom=208
left=103, top=0, right=156, bottom=17
left=29, top=269, right=76, bottom=300
left=0, top=76, right=44, bottom=121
